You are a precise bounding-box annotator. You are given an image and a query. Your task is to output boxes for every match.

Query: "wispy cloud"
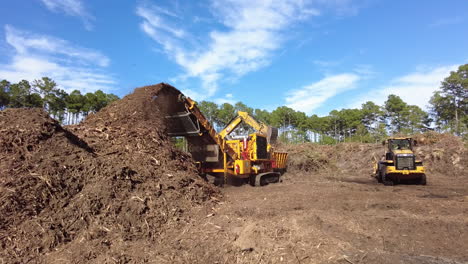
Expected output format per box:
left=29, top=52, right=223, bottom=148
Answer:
left=313, top=59, right=342, bottom=68
left=136, top=0, right=321, bottom=100
left=314, top=0, right=363, bottom=16
left=5, top=25, right=109, bottom=67
left=349, top=65, right=458, bottom=109
left=40, top=0, right=94, bottom=30
left=429, top=17, right=464, bottom=27
left=213, top=96, right=236, bottom=105
left=0, top=25, right=115, bottom=94
left=286, top=73, right=361, bottom=114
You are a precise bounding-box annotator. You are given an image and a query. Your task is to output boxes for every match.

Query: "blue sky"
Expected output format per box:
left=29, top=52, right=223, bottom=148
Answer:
left=0, top=0, right=467, bottom=116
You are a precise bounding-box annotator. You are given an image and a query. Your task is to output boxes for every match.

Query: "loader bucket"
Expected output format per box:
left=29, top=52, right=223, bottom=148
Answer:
left=154, top=84, right=201, bottom=137
left=269, top=127, right=278, bottom=144
left=165, top=111, right=201, bottom=136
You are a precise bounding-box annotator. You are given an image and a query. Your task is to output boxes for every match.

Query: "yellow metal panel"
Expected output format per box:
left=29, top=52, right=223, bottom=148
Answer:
left=386, top=166, right=425, bottom=174
left=208, top=169, right=228, bottom=173
left=234, top=160, right=251, bottom=175
left=251, top=134, right=258, bottom=160
left=249, top=133, right=270, bottom=161
left=227, top=140, right=242, bottom=157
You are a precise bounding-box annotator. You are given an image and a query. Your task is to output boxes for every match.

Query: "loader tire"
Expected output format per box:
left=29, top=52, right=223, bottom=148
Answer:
left=382, top=173, right=394, bottom=186
left=377, top=164, right=384, bottom=183
left=377, top=171, right=383, bottom=183
left=249, top=175, right=256, bottom=186
left=419, top=174, right=427, bottom=185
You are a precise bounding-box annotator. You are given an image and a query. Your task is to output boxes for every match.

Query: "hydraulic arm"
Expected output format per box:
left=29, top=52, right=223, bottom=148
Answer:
left=218, top=111, right=277, bottom=144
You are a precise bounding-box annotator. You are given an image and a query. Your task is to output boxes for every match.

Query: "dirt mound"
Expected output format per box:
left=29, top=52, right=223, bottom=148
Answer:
left=414, top=133, right=467, bottom=176
left=281, top=142, right=381, bottom=175
left=0, top=108, right=95, bottom=232
left=280, top=143, right=337, bottom=173
left=0, top=83, right=218, bottom=263
left=282, top=133, right=467, bottom=179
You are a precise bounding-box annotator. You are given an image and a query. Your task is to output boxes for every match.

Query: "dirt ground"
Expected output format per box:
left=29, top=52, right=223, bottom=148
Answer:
left=169, top=172, right=468, bottom=264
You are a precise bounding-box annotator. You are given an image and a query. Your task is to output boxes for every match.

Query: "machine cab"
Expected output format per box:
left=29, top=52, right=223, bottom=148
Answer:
left=385, top=138, right=417, bottom=170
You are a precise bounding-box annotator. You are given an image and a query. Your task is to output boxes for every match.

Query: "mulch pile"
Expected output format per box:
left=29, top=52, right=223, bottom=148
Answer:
left=0, top=83, right=219, bottom=263
left=282, top=133, right=468, bottom=178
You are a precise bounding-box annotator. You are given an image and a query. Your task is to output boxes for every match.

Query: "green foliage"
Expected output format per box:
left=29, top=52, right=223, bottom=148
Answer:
left=6, top=80, right=43, bottom=108
left=8, top=80, right=30, bottom=107
left=217, top=103, right=236, bottom=127
left=374, top=123, right=388, bottom=142
left=198, top=101, right=219, bottom=124
left=234, top=102, right=253, bottom=115
left=48, top=89, right=68, bottom=121
left=33, top=77, right=57, bottom=109
left=405, top=105, right=431, bottom=134
left=254, top=108, right=271, bottom=124
left=270, top=106, right=297, bottom=128
left=3, top=64, right=466, bottom=141
left=430, top=64, right=468, bottom=135
left=319, top=135, right=337, bottom=145
left=1, top=77, right=120, bottom=124
left=94, top=90, right=111, bottom=112
left=106, top=93, right=119, bottom=104
left=186, top=89, right=437, bottom=144
left=279, top=130, right=309, bottom=144
left=82, top=90, right=119, bottom=115
left=66, top=90, right=86, bottom=124
left=384, top=94, right=408, bottom=133
left=361, top=101, right=383, bottom=129
left=83, top=92, right=97, bottom=114
left=26, top=93, right=43, bottom=108
left=0, top=80, right=11, bottom=109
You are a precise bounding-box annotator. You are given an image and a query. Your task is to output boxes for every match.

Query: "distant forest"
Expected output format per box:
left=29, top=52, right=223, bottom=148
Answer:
left=197, top=64, right=467, bottom=144
left=0, top=77, right=119, bottom=125
left=1, top=64, right=466, bottom=144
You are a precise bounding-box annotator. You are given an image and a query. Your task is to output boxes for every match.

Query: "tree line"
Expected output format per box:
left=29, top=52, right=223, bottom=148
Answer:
left=0, top=77, right=119, bottom=124
left=197, top=64, right=467, bottom=144
left=1, top=64, right=466, bottom=143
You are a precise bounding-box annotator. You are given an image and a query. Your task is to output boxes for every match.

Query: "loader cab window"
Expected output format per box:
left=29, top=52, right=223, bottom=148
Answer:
left=389, top=139, right=411, bottom=150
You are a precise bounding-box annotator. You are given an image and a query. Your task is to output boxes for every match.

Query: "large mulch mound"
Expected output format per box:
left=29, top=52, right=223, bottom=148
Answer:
left=0, top=83, right=219, bottom=263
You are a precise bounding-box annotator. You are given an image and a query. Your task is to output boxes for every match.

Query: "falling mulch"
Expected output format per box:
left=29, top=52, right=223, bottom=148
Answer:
left=0, top=83, right=219, bottom=263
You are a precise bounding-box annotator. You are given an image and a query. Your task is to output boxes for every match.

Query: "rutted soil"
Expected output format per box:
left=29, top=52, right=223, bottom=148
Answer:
left=179, top=172, right=467, bottom=264
left=148, top=139, right=468, bottom=264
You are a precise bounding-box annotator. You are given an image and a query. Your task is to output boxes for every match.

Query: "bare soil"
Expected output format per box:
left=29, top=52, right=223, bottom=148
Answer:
left=168, top=171, right=468, bottom=264
left=147, top=140, right=468, bottom=264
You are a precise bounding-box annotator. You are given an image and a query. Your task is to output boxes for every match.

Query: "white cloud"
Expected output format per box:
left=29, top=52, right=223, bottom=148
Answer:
left=314, top=0, right=361, bottom=16
left=350, top=65, right=458, bottom=109
left=213, top=92, right=237, bottom=105
left=5, top=25, right=109, bottom=67
left=213, top=97, right=236, bottom=105
left=136, top=0, right=319, bottom=100
left=286, top=73, right=361, bottom=114
left=0, top=25, right=115, bottom=94
left=40, top=0, right=94, bottom=30
left=313, top=59, right=342, bottom=68
left=429, top=17, right=464, bottom=27
left=136, top=5, right=186, bottom=39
